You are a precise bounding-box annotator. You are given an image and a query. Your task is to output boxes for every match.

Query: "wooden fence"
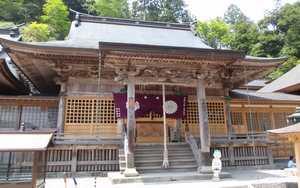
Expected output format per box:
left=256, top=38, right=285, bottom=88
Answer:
left=211, top=144, right=272, bottom=167
left=0, top=145, right=120, bottom=179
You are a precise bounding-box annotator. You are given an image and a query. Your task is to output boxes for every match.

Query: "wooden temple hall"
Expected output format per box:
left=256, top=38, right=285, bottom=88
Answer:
left=0, top=12, right=300, bottom=179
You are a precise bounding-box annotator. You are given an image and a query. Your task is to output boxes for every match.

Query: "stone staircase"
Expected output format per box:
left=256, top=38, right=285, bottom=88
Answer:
left=134, top=142, right=198, bottom=173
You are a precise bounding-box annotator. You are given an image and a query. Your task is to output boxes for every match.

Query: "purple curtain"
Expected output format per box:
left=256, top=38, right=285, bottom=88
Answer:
left=113, top=93, right=187, bottom=119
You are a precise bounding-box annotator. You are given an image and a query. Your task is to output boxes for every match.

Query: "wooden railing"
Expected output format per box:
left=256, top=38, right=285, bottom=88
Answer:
left=52, top=133, right=122, bottom=145
left=185, top=132, right=201, bottom=168
left=211, top=133, right=268, bottom=144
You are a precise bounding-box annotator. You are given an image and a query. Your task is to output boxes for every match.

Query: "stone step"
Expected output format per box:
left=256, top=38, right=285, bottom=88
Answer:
left=136, top=142, right=188, bottom=146
left=135, top=154, right=194, bottom=161
left=108, top=171, right=232, bottom=184
left=135, top=146, right=190, bottom=150
left=135, top=144, right=189, bottom=148
left=135, top=147, right=192, bottom=152
left=136, top=164, right=198, bottom=173
left=135, top=158, right=196, bottom=163
left=135, top=159, right=197, bottom=167
left=135, top=147, right=191, bottom=152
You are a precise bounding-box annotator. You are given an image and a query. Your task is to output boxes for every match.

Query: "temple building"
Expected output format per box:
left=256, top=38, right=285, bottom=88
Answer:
left=0, top=12, right=299, bottom=179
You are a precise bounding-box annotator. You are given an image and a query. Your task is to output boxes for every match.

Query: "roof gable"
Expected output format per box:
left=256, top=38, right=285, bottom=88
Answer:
left=259, top=64, right=300, bottom=93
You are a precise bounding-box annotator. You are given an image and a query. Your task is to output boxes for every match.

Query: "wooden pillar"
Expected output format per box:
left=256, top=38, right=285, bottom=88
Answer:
left=267, top=146, right=274, bottom=166
left=117, top=119, right=125, bottom=136
left=294, top=141, right=300, bottom=187
left=124, top=79, right=139, bottom=177
left=32, top=151, right=45, bottom=188
left=229, top=145, right=235, bottom=166
left=57, top=83, right=66, bottom=133
left=175, top=119, right=182, bottom=141
left=16, top=106, right=22, bottom=130
left=127, top=81, right=135, bottom=155
left=71, top=146, right=77, bottom=175
left=32, top=151, right=38, bottom=188
left=197, top=79, right=210, bottom=167
left=197, top=79, right=210, bottom=153
left=224, top=89, right=233, bottom=139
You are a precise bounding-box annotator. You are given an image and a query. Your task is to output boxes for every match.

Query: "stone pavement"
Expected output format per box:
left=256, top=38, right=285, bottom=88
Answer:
left=45, top=169, right=298, bottom=188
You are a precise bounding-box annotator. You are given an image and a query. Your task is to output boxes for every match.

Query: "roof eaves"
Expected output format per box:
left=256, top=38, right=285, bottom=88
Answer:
left=99, top=41, right=243, bottom=58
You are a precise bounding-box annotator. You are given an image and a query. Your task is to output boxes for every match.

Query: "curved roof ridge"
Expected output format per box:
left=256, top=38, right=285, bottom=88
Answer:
left=70, top=9, right=191, bottom=31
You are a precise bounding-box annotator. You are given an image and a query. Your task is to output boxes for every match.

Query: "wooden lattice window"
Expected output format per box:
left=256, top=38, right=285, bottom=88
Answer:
left=183, top=100, right=225, bottom=125
left=183, top=101, right=198, bottom=124
left=93, top=99, right=116, bottom=124
left=21, top=106, right=58, bottom=129
left=65, top=97, right=117, bottom=125
left=246, top=112, right=271, bottom=132
left=230, top=112, right=243, bottom=126
left=273, top=112, right=289, bottom=129
left=207, top=101, right=225, bottom=125
left=0, top=105, right=19, bottom=129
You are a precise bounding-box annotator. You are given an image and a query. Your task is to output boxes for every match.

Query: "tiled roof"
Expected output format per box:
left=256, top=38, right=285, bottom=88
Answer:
left=259, top=64, right=300, bottom=93
left=32, top=14, right=211, bottom=49
left=268, top=123, right=300, bottom=134
left=231, top=89, right=300, bottom=101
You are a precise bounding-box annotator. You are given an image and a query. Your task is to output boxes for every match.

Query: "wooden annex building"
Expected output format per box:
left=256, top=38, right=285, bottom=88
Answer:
left=0, top=12, right=299, bottom=179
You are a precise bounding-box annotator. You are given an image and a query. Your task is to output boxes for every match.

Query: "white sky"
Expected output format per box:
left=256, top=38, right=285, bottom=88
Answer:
left=183, top=0, right=299, bottom=22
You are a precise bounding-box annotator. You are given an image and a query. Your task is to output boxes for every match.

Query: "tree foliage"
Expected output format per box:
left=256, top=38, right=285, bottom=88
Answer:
left=0, top=0, right=44, bottom=23
left=92, top=0, right=130, bottom=18
left=131, top=0, right=192, bottom=23
left=21, top=22, right=50, bottom=42
left=224, top=4, right=248, bottom=25
left=196, top=18, right=230, bottom=49
left=41, top=0, right=70, bottom=40
left=259, top=2, right=300, bottom=78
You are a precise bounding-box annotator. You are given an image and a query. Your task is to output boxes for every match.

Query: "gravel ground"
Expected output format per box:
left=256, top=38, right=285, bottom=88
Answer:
left=45, top=169, right=297, bottom=188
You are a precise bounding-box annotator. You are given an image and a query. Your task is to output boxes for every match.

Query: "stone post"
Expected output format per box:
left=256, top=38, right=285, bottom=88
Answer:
left=196, top=79, right=210, bottom=170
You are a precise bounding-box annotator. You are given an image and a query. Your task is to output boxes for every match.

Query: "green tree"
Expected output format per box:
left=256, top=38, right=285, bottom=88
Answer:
left=259, top=2, right=300, bottom=78
left=131, top=0, right=161, bottom=21
left=131, top=0, right=191, bottom=23
left=268, top=56, right=300, bottom=79
left=223, top=4, right=259, bottom=54
left=227, top=21, right=259, bottom=54
left=41, top=0, right=70, bottom=40
left=196, top=18, right=230, bottom=49
left=93, top=0, right=130, bottom=18
left=223, top=4, right=248, bottom=25
left=160, top=0, right=192, bottom=23
left=21, top=22, right=50, bottom=42
left=250, top=31, right=284, bottom=57
left=0, top=0, right=44, bottom=23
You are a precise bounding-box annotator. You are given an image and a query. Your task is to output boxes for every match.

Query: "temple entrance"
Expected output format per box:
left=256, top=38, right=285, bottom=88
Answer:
left=135, top=119, right=178, bottom=143
left=136, top=121, right=164, bottom=143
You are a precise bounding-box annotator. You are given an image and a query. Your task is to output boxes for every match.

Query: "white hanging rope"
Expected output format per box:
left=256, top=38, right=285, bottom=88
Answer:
left=162, top=84, right=169, bottom=168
